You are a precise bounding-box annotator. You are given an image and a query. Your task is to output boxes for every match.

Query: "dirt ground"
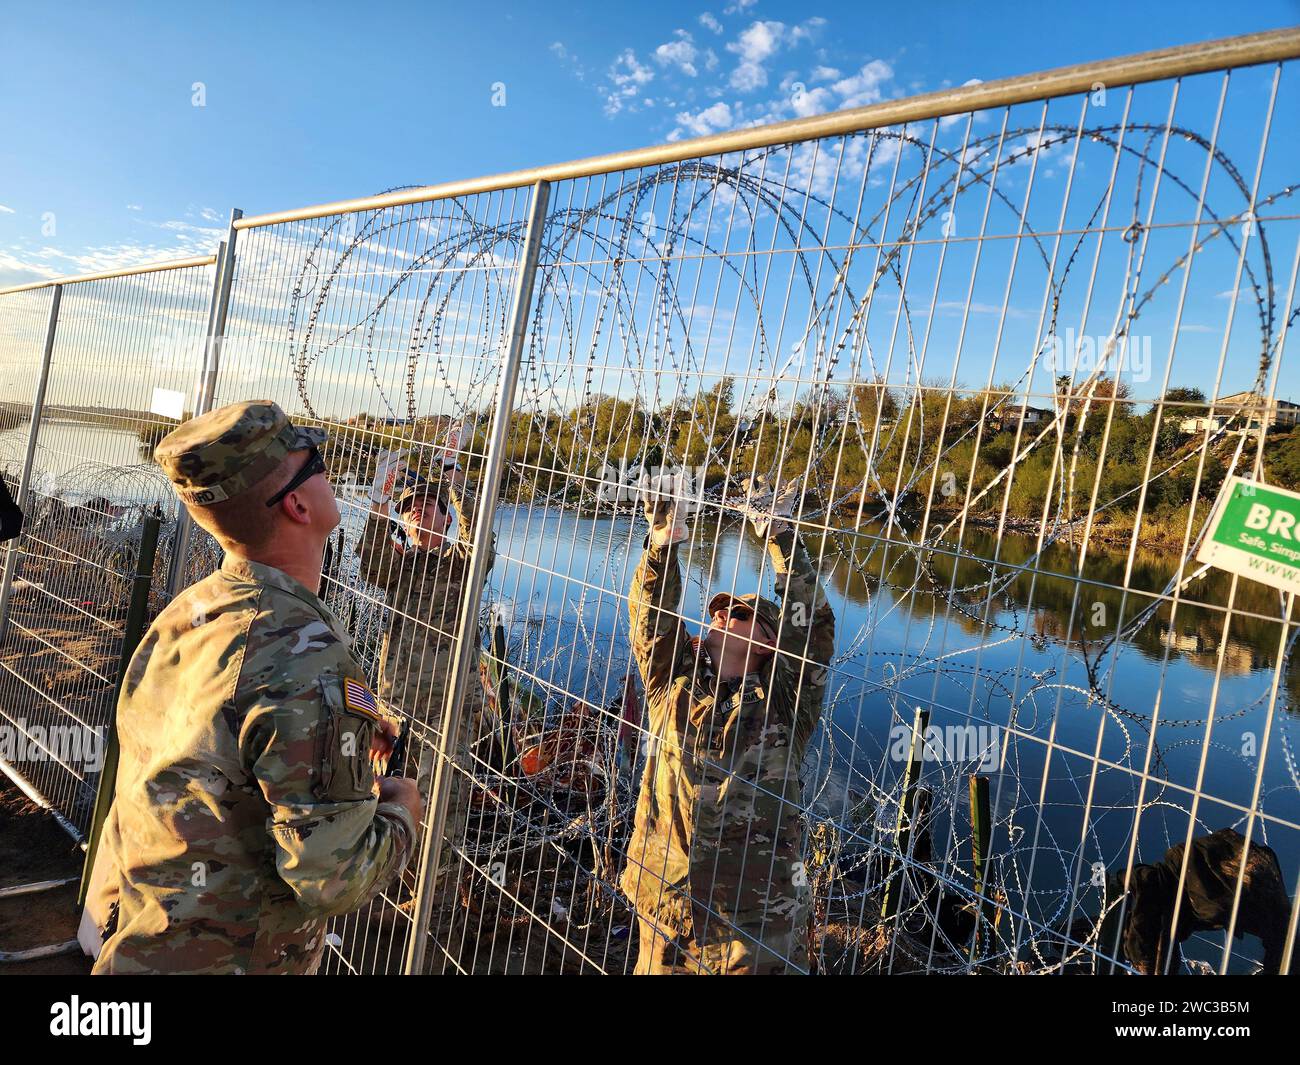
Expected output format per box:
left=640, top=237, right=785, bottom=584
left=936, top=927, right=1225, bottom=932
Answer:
left=0, top=776, right=94, bottom=974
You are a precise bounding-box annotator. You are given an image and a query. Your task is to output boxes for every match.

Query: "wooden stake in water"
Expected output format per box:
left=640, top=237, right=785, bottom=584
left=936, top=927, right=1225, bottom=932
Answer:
left=969, top=773, right=992, bottom=961
left=882, top=707, right=929, bottom=921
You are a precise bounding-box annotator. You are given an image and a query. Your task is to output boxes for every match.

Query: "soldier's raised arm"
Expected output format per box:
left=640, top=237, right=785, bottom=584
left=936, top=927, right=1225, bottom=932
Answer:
left=355, top=449, right=414, bottom=591
left=444, top=464, right=495, bottom=573
left=239, top=637, right=417, bottom=918
left=629, top=477, right=693, bottom=703
left=356, top=504, right=407, bottom=592
left=749, top=481, right=835, bottom=744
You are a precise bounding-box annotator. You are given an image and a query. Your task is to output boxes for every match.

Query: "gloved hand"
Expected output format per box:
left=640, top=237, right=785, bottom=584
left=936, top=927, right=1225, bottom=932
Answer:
left=370, top=449, right=411, bottom=505
left=640, top=470, right=695, bottom=548
left=430, top=425, right=465, bottom=492
left=741, top=475, right=800, bottom=540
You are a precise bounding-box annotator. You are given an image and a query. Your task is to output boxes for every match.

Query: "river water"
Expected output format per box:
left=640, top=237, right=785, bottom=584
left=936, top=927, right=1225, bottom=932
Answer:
left=0, top=420, right=169, bottom=504
left=5, top=417, right=1294, bottom=967
left=483, top=503, right=1298, bottom=967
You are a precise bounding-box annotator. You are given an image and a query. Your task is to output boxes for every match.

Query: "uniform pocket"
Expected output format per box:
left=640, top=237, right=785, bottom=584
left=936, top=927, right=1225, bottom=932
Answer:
left=317, top=673, right=379, bottom=802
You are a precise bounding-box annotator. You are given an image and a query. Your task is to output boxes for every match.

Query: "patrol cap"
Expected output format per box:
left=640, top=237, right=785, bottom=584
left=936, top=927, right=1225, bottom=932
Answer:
left=706, top=591, right=782, bottom=644
left=394, top=475, right=440, bottom=515
left=155, top=400, right=327, bottom=506
left=394, top=471, right=450, bottom=516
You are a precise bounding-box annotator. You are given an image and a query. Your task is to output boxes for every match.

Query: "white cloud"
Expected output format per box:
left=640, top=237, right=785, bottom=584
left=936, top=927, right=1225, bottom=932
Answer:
left=731, top=62, right=766, bottom=92
left=550, top=40, right=589, bottom=82
left=0, top=216, right=225, bottom=289
left=728, top=20, right=785, bottom=63
left=603, top=49, right=655, bottom=115
left=727, top=19, right=786, bottom=92
left=789, top=16, right=826, bottom=45
left=0, top=204, right=14, bottom=215
left=557, top=9, right=899, bottom=144
left=126, top=204, right=142, bottom=211
left=673, top=101, right=735, bottom=137
left=791, top=85, right=833, bottom=118
left=832, top=60, right=894, bottom=108
left=654, top=31, right=699, bottom=77
left=0, top=250, right=59, bottom=287
left=612, top=50, right=654, bottom=86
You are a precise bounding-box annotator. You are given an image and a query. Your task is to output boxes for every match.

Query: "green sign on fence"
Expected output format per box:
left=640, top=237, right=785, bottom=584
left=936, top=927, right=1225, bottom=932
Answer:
left=1197, top=475, right=1300, bottom=595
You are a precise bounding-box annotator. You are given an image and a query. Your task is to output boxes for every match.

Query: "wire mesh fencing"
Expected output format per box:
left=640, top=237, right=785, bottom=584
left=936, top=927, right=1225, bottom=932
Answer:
left=399, top=56, right=1300, bottom=975
left=0, top=31, right=1297, bottom=975
left=0, top=263, right=215, bottom=838
left=213, top=186, right=541, bottom=973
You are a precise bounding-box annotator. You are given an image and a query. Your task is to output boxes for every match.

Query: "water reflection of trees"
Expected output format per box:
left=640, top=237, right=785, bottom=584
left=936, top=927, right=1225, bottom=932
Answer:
left=810, top=521, right=1297, bottom=709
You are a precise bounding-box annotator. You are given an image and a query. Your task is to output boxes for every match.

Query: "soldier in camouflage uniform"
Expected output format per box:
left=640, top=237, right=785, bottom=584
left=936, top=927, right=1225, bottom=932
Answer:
left=355, top=452, right=494, bottom=891
left=91, top=401, right=422, bottom=975
left=622, top=477, right=835, bottom=975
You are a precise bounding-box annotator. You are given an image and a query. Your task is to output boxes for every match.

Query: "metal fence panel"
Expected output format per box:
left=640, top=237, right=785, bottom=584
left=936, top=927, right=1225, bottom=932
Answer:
left=417, top=59, right=1299, bottom=974
left=0, top=31, right=1295, bottom=977
left=0, top=265, right=213, bottom=838
left=217, top=186, right=540, bottom=973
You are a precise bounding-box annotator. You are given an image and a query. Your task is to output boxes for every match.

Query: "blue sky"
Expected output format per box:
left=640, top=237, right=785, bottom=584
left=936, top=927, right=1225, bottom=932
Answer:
left=1, top=0, right=1297, bottom=286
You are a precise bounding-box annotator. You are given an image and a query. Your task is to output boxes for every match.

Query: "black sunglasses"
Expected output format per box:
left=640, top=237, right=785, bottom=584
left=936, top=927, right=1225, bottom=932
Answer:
left=266, top=447, right=327, bottom=508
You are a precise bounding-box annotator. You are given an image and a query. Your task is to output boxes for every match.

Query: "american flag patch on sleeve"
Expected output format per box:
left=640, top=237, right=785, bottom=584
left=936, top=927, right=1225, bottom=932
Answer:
left=343, top=678, right=383, bottom=723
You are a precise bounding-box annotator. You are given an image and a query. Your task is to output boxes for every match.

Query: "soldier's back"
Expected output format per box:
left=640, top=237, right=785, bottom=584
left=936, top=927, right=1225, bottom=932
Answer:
left=94, top=557, right=361, bottom=974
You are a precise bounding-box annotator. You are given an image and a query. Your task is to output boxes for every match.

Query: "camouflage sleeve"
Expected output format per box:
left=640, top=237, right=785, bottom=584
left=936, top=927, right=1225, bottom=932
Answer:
left=355, top=506, right=404, bottom=592
left=448, top=476, right=494, bottom=575
left=628, top=538, right=690, bottom=704
left=241, top=664, right=415, bottom=919
left=767, top=529, right=835, bottom=746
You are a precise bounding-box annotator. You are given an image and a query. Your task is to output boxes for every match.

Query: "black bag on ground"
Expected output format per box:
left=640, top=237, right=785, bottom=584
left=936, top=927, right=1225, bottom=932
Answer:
left=0, top=477, right=23, bottom=542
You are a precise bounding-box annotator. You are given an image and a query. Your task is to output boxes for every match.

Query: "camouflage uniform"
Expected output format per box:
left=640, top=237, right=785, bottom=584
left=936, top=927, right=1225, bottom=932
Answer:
left=622, top=529, right=835, bottom=975
left=355, top=478, right=494, bottom=878
left=92, top=401, right=414, bottom=975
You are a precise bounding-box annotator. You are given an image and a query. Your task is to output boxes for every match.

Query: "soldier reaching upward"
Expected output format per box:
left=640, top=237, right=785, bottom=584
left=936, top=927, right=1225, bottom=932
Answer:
left=92, top=401, right=422, bottom=975
left=354, top=442, right=494, bottom=901
left=622, top=476, right=835, bottom=975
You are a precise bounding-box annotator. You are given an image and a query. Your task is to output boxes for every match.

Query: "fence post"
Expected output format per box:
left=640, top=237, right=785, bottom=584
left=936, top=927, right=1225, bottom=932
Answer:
left=0, top=284, right=63, bottom=644
left=881, top=706, right=929, bottom=921
left=165, top=211, right=242, bottom=598
left=403, top=180, right=551, bottom=975
left=78, top=511, right=162, bottom=907
left=968, top=773, right=992, bottom=962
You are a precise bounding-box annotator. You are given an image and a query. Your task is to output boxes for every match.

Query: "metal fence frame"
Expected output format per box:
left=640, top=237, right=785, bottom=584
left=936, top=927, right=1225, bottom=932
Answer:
left=1, top=26, right=1298, bottom=974
left=0, top=256, right=217, bottom=838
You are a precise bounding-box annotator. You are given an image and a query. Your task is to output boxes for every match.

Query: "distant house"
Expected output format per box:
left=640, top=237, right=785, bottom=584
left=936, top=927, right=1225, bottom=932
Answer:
left=1177, top=412, right=1231, bottom=435
left=1178, top=391, right=1299, bottom=434
left=986, top=404, right=1053, bottom=432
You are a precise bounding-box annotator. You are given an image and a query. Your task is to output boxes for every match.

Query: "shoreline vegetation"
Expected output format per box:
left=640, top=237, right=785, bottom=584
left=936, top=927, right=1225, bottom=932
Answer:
left=7, top=377, right=1295, bottom=559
